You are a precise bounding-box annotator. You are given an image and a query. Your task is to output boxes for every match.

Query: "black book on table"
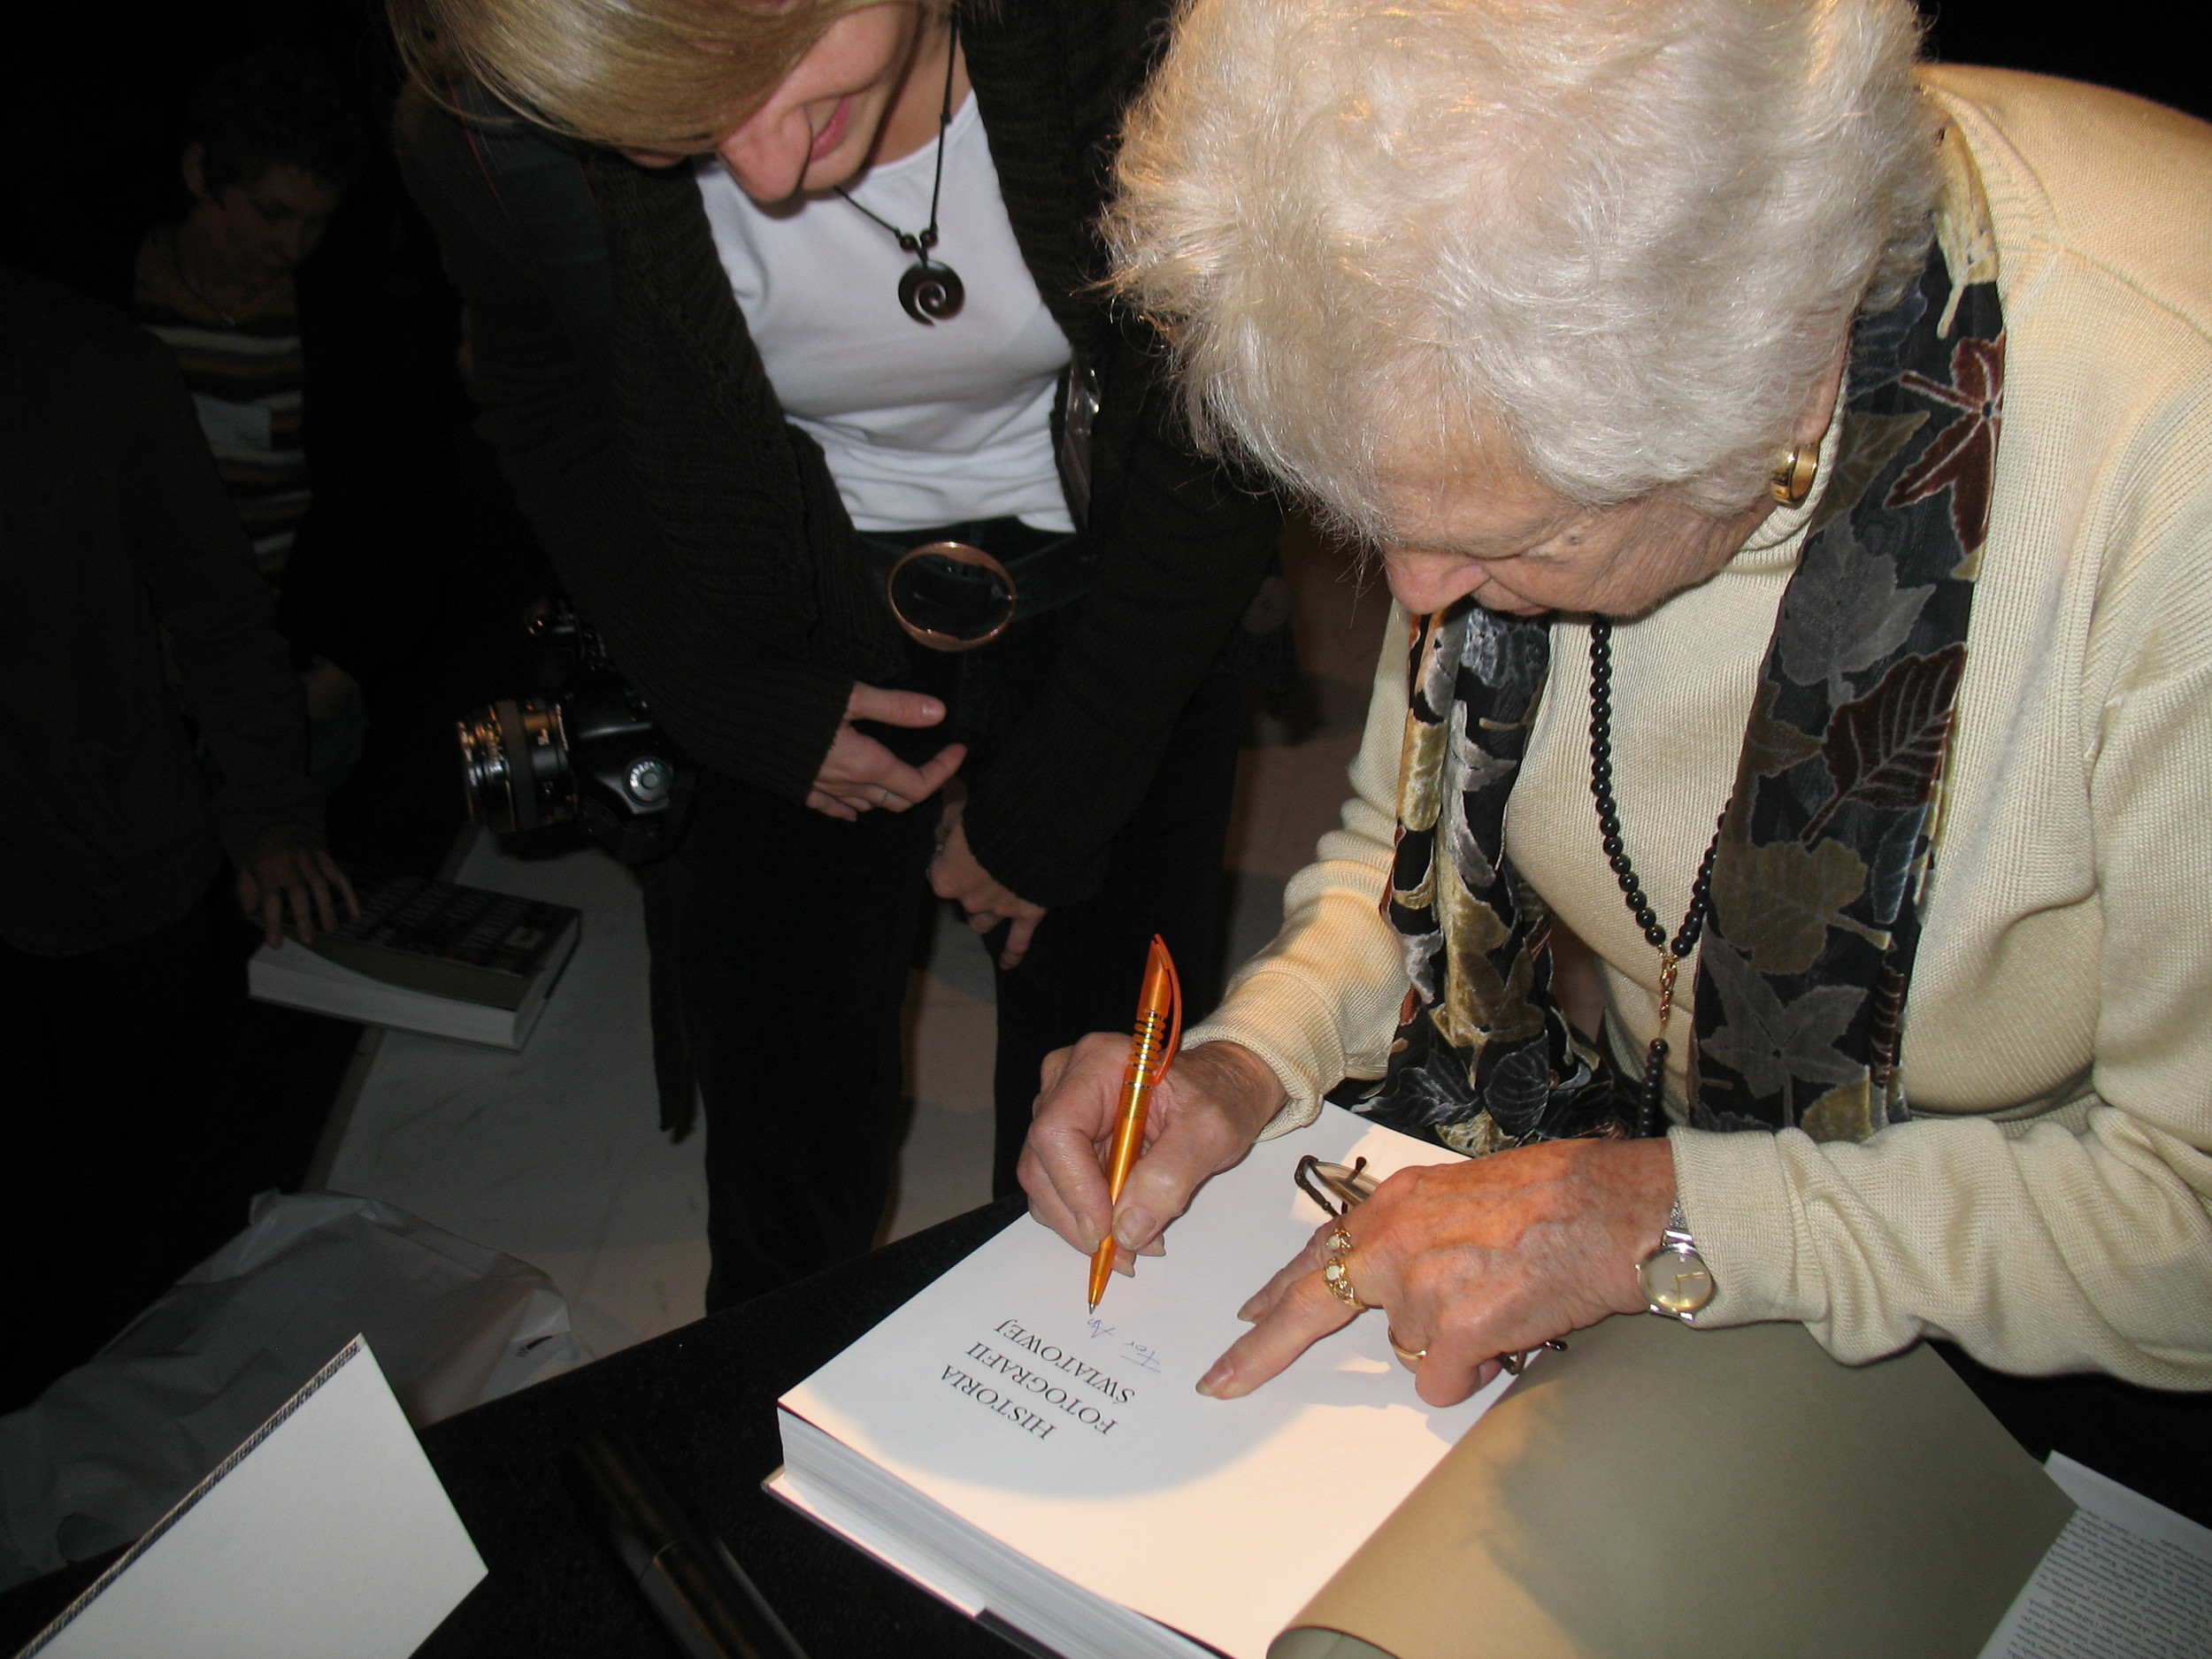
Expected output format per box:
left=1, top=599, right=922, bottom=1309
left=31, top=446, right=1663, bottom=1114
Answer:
left=249, top=872, right=582, bottom=1048
left=307, top=872, right=580, bottom=1009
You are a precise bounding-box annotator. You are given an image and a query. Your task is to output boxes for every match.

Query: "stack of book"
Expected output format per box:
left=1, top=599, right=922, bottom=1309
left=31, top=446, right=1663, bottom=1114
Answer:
left=248, top=872, right=580, bottom=1049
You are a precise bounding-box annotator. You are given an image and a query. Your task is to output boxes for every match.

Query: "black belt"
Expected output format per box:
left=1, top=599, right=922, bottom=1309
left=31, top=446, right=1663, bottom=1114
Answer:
left=856, top=518, right=1096, bottom=651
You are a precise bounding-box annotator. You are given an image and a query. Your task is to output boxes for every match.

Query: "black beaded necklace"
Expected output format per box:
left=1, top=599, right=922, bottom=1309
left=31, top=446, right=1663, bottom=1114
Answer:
left=1586, top=617, right=1726, bottom=1136
left=835, top=21, right=964, bottom=326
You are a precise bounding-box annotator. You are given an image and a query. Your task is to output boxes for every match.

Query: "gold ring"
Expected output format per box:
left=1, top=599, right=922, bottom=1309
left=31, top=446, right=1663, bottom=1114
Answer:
left=1386, top=1326, right=1427, bottom=1368
left=1322, top=1227, right=1367, bottom=1310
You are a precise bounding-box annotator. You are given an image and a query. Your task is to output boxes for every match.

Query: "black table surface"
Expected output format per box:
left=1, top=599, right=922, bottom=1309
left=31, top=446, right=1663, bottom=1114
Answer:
left=1, top=1198, right=1030, bottom=1659
left=407, top=1195, right=1033, bottom=1659
left=6, top=1193, right=2208, bottom=1659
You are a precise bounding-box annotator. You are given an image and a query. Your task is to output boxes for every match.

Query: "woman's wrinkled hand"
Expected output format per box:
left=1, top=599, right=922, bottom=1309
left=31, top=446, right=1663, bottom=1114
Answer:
left=928, top=800, right=1047, bottom=968
left=1020, top=1037, right=1287, bottom=1274
left=805, top=681, right=966, bottom=820
left=236, top=826, right=359, bottom=948
left=1198, top=1136, right=1677, bottom=1407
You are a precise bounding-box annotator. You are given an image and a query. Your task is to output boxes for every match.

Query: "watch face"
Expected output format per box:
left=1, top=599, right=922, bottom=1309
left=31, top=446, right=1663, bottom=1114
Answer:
left=1640, top=1243, right=1715, bottom=1317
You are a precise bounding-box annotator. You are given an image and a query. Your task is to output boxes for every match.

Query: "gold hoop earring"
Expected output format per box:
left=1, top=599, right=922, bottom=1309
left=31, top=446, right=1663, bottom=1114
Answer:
left=1770, top=442, right=1819, bottom=507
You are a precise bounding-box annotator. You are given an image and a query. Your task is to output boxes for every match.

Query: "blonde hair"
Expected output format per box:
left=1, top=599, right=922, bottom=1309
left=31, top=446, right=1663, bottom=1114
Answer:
left=390, top=0, right=949, bottom=153
left=1104, top=0, right=1939, bottom=540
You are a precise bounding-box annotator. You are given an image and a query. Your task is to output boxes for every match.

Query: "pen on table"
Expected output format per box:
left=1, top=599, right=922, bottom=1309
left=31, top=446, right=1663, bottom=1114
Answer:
left=1088, top=933, right=1182, bottom=1310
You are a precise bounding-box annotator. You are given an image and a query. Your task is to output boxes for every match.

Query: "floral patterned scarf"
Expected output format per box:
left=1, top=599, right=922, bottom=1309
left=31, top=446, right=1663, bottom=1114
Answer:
left=1353, top=142, right=2005, bottom=1152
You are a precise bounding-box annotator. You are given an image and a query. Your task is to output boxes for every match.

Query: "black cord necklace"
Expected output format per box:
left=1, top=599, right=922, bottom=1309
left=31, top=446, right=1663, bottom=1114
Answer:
left=1586, top=618, right=1726, bottom=1136
left=836, top=22, right=964, bottom=325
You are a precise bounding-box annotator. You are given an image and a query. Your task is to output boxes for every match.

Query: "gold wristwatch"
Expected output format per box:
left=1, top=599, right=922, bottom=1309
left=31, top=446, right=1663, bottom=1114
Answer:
left=1637, top=1198, right=1715, bottom=1322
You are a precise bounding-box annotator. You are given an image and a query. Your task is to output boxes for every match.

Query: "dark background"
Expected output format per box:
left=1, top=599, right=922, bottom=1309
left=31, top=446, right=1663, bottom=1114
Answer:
left=1921, top=1, right=2205, bottom=124
left=0, top=0, right=551, bottom=1411
left=2, top=0, right=2202, bottom=302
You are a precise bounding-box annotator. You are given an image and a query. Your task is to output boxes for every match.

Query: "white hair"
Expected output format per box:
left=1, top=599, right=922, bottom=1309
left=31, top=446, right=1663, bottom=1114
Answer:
left=1104, top=0, right=1940, bottom=538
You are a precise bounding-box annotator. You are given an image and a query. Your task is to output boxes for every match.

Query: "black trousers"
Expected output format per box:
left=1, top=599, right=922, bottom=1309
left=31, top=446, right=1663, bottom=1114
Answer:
left=672, top=666, right=1244, bottom=1311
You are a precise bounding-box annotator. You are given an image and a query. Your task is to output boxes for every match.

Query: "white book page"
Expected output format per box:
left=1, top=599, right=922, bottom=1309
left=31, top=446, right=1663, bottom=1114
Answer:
left=781, top=1108, right=1514, bottom=1659
left=764, top=1467, right=992, bottom=1617
left=1977, top=1451, right=2212, bottom=1659
left=23, top=1338, right=484, bottom=1659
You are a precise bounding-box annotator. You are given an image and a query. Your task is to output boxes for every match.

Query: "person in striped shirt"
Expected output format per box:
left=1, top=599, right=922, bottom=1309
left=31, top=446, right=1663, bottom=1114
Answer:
left=134, top=49, right=369, bottom=784
left=134, top=50, right=359, bottom=588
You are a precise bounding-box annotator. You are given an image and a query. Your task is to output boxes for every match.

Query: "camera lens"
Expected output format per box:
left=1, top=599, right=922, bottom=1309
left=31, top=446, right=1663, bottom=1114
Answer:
left=457, top=697, right=574, bottom=832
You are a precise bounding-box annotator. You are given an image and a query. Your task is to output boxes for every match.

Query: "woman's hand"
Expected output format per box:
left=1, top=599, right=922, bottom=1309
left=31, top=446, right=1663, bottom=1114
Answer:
left=928, top=800, right=1047, bottom=968
left=1198, top=1136, right=1676, bottom=1407
left=236, top=826, right=359, bottom=948
left=806, top=682, right=966, bottom=820
left=1021, top=1037, right=1287, bottom=1271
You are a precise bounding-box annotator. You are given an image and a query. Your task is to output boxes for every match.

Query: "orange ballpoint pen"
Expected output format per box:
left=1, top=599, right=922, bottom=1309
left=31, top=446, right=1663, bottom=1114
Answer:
left=1088, top=935, right=1182, bottom=1310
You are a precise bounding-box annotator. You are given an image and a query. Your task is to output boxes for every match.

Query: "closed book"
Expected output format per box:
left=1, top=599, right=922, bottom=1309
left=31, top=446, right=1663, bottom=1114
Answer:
left=304, top=872, right=580, bottom=1009
left=771, top=1106, right=2073, bottom=1659
left=248, top=876, right=580, bottom=1050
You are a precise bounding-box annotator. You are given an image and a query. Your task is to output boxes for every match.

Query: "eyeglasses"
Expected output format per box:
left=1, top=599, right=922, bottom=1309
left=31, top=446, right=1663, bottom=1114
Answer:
left=1294, top=1156, right=1379, bottom=1217
left=1292, top=1155, right=1565, bottom=1376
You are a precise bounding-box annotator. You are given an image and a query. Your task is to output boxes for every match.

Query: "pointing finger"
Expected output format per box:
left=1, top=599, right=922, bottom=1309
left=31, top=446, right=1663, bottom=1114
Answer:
left=1235, top=1225, right=1334, bottom=1323
left=905, top=741, right=966, bottom=803
left=308, top=869, right=339, bottom=934
left=844, top=683, right=947, bottom=729
left=1198, top=1269, right=1358, bottom=1400
left=998, top=910, right=1041, bottom=969
left=326, top=858, right=361, bottom=919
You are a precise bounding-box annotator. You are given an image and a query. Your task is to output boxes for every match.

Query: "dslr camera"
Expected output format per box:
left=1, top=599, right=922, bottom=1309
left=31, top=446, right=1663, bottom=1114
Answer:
left=457, top=598, right=691, bottom=864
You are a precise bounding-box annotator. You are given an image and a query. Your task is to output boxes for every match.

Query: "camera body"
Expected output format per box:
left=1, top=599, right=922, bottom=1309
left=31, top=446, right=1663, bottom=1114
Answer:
left=457, top=600, right=691, bottom=864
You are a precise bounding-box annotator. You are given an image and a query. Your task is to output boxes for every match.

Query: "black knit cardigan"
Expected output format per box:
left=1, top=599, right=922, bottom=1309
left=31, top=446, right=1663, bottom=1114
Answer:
left=395, top=0, right=1282, bottom=905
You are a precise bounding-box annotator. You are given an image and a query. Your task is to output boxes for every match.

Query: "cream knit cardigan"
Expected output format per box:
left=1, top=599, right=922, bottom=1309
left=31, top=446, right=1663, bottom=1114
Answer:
left=1186, top=67, right=2212, bottom=1388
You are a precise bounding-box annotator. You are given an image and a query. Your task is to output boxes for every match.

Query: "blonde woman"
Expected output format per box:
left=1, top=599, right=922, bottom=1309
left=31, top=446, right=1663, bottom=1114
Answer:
left=392, top=0, right=1283, bottom=1303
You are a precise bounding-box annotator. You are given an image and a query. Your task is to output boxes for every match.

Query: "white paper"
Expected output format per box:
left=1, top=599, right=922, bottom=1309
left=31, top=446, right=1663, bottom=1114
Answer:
left=764, top=1467, right=991, bottom=1617
left=781, top=1108, right=1515, bottom=1659
left=20, top=1337, right=486, bottom=1659
left=1977, top=1450, right=2212, bottom=1659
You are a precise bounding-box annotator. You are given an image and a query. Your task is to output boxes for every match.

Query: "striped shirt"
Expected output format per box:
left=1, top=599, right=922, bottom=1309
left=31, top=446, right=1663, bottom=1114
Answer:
left=135, top=233, right=310, bottom=582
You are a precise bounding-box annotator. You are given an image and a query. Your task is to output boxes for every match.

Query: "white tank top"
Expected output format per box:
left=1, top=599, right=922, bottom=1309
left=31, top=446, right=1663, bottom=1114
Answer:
left=695, top=93, right=1076, bottom=533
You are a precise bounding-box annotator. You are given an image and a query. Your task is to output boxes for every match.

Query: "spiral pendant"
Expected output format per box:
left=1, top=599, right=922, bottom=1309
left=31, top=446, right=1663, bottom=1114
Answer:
left=898, top=260, right=965, bottom=325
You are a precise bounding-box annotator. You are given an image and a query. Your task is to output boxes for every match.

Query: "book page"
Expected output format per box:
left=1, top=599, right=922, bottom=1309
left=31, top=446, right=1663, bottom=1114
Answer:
left=1977, top=1453, right=2212, bottom=1659
left=780, top=1108, right=1515, bottom=1659
left=22, top=1338, right=484, bottom=1659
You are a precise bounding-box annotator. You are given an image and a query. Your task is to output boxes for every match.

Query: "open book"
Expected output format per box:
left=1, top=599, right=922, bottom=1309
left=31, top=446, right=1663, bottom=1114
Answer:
left=772, top=1107, right=2070, bottom=1659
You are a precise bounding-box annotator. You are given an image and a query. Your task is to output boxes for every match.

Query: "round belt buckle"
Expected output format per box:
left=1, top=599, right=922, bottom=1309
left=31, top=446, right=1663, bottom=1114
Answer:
left=886, top=540, right=1018, bottom=652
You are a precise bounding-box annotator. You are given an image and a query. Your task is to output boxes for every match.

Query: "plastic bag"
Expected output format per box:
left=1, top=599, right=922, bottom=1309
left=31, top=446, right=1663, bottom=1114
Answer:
left=0, top=1189, right=586, bottom=1588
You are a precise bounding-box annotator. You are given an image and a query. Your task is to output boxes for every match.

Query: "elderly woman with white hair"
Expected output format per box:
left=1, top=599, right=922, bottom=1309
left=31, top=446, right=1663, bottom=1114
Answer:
left=1021, top=0, right=2212, bottom=1402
